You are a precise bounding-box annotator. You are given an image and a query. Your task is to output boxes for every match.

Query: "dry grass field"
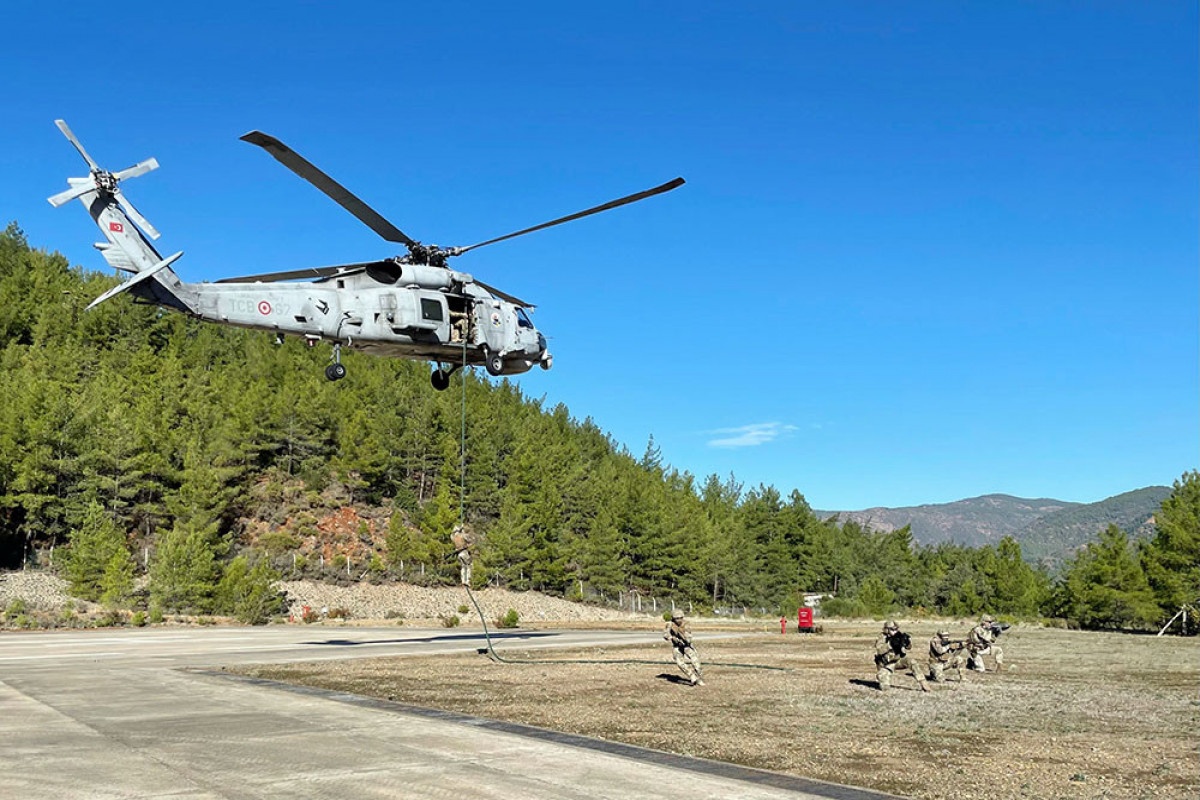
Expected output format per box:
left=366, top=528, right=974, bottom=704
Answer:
left=238, top=622, right=1198, bottom=799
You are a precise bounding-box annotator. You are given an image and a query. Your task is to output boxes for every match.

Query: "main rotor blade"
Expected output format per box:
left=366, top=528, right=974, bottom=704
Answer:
left=55, top=120, right=99, bottom=171
left=473, top=278, right=534, bottom=309
left=48, top=179, right=96, bottom=208
left=214, top=261, right=383, bottom=284
left=113, top=188, right=161, bottom=240
left=240, top=131, right=416, bottom=246
left=114, top=158, right=160, bottom=181
left=456, top=177, right=685, bottom=255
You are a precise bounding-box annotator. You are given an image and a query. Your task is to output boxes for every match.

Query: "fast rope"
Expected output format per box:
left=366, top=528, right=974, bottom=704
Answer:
left=454, top=339, right=790, bottom=674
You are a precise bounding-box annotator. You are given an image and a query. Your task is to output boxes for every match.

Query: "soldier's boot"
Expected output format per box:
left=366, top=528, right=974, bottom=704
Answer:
left=916, top=676, right=930, bottom=692
left=876, top=668, right=891, bottom=692
left=956, top=667, right=966, bottom=681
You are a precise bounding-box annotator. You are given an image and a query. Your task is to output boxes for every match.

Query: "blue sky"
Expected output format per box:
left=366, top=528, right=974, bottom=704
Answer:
left=3, top=3, right=1196, bottom=509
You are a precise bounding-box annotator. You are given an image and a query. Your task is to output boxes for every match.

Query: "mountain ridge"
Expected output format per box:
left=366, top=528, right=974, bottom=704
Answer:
left=816, top=486, right=1170, bottom=564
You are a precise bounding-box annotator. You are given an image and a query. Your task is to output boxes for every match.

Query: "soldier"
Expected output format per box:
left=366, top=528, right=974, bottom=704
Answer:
left=450, top=524, right=475, bottom=587
left=927, top=629, right=967, bottom=682
left=966, top=614, right=1005, bottom=672
left=663, top=609, right=704, bottom=686
left=874, top=620, right=929, bottom=692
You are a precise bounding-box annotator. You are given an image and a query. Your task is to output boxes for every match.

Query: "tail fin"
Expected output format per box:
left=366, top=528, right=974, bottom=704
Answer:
left=48, top=120, right=196, bottom=313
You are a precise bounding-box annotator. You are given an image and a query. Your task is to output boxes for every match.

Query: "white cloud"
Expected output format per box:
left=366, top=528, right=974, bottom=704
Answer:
left=707, top=422, right=798, bottom=448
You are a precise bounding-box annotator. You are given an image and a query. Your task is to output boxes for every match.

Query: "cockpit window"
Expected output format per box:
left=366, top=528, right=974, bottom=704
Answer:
left=517, top=308, right=534, bottom=329
left=420, top=298, right=444, bottom=321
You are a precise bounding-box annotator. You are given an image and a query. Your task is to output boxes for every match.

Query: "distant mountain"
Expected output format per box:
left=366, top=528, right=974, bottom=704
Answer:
left=1013, top=486, right=1169, bottom=563
left=816, top=486, right=1170, bottom=564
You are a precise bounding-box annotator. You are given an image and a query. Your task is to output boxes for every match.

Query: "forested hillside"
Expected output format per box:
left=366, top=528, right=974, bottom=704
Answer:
left=1013, top=486, right=1168, bottom=562
left=1, top=225, right=1195, bottom=630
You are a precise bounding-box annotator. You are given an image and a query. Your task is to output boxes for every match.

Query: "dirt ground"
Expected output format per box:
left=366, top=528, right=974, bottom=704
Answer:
left=237, top=621, right=1198, bottom=799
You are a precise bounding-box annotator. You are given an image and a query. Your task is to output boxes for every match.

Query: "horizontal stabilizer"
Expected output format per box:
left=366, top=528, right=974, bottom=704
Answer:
left=93, top=242, right=138, bottom=273
left=86, top=251, right=183, bottom=311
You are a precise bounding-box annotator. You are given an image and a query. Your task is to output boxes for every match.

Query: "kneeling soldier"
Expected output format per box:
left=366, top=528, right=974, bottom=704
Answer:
left=874, top=620, right=929, bottom=692
left=966, top=614, right=1005, bottom=672
left=928, top=629, right=967, bottom=682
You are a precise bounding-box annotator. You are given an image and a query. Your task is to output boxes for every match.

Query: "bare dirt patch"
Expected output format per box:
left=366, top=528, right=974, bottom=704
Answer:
left=236, top=622, right=1198, bottom=799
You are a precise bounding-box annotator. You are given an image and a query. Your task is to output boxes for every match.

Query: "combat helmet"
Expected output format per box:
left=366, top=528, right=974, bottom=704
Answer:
left=882, top=619, right=898, bottom=632
left=981, top=614, right=995, bottom=624
left=937, top=629, right=951, bottom=639
left=671, top=609, right=684, bottom=620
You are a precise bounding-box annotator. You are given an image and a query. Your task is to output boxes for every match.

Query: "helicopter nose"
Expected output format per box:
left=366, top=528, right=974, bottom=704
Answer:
left=537, top=332, right=547, bottom=352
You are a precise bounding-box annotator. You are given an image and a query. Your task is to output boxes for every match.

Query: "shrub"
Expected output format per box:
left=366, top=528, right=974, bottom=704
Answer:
left=819, top=597, right=870, bottom=618
left=14, top=614, right=34, bottom=629
left=302, top=607, right=320, bottom=624
left=216, top=556, right=284, bottom=625
left=327, top=607, right=351, bottom=620
left=98, top=610, right=124, bottom=627
left=457, top=604, right=469, bottom=614
left=131, top=611, right=147, bottom=627
left=495, top=608, right=519, bottom=629
left=441, top=614, right=460, bottom=628
left=149, top=604, right=165, bottom=624
left=662, top=609, right=673, bottom=622
left=5, top=598, right=28, bottom=621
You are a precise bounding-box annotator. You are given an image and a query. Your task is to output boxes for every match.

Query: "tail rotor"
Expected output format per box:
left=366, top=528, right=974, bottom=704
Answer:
left=47, top=119, right=162, bottom=239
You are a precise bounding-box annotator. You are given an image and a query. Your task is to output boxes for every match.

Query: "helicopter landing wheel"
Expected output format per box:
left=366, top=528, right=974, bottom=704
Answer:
left=483, top=347, right=504, bottom=377
left=325, top=363, right=347, bottom=382
left=431, top=369, right=451, bottom=391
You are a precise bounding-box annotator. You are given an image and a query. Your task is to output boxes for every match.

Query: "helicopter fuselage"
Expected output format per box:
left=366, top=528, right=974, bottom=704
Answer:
left=192, top=270, right=549, bottom=375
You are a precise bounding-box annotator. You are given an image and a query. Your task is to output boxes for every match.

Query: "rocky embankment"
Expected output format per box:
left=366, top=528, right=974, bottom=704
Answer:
left=278, top=580, right=644, bottom=623
left=0, top=571, right=86, bottom=611
left=0, top=570, right=646, bottom=625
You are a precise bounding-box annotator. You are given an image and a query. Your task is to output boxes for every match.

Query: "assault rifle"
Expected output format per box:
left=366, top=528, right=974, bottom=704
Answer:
left=888, top=631, right=912, bottom=655
left=988, top=622, right=1012, bottom=638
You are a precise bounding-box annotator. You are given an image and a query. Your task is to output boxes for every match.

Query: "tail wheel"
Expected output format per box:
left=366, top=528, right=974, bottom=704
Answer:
left=431, top=369, right=451, bottom=391
left=483, top=347, right=504, bottom=376
left=325, top=363, right=347, bottom=382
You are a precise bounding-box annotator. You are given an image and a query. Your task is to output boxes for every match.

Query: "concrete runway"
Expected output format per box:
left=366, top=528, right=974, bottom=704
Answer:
left=0, top=626, right=897, bottom=799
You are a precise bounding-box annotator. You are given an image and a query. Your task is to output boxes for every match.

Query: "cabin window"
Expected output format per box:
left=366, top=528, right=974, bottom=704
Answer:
left=420, top=298, right=444, bottom=322
left=517, top=308, right=534, bottom=329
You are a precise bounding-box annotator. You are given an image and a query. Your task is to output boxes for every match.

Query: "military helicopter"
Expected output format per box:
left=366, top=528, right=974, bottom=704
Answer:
left=48, top=120, right=684, bottom=389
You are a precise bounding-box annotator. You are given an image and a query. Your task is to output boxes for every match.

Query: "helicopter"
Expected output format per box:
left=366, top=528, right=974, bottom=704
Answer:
left=48, top=120, right=684, bottom=389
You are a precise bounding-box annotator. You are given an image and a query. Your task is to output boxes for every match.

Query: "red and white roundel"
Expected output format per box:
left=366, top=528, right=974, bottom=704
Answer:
left=257, top=301, right=272, bottom=315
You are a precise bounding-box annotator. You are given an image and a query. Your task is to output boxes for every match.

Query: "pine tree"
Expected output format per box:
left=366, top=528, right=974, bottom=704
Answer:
left=1059, top=525, right=1160, bottom=630
left=63, top=503, right=129, bottom=601
left=1140, top=471, right=1200, bottom=622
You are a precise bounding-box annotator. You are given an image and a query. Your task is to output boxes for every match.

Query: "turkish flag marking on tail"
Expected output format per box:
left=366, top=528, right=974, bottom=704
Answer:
left=109, top=222, right=124, bottom=232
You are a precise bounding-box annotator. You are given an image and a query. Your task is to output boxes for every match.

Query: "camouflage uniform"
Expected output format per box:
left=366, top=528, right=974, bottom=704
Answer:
left=927, top=630, right=967, bottom=682
left=664, top=612, right=704, bottom=685
left=450, top=525, right=475, bottom=587
left=874, top=620, right=929, bottom=692
left=966, top=614, right=1004, bottom=672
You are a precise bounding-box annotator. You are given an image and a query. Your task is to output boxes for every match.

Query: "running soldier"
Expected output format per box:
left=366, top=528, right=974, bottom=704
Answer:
left=874, top=620, right=929, bottom=692
left=966, top=614, right=1005, bottom=672
left=664, top=610, right=704, bottom=686
left=928, top=629, right=967, bottom=682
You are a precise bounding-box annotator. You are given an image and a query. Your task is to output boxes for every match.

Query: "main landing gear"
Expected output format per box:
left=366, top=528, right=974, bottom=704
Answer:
left=430, top=363, right=460, bottom=391
left=324, top=343, right=347, bottom=382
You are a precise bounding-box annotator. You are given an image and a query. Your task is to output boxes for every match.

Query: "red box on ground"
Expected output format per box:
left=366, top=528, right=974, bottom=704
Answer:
left=797, top=607, right=814, bottom=630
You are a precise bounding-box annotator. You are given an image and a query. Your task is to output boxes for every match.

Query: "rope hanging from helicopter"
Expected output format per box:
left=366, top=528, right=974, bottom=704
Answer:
left=453, top=344, right=789, bottom=673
